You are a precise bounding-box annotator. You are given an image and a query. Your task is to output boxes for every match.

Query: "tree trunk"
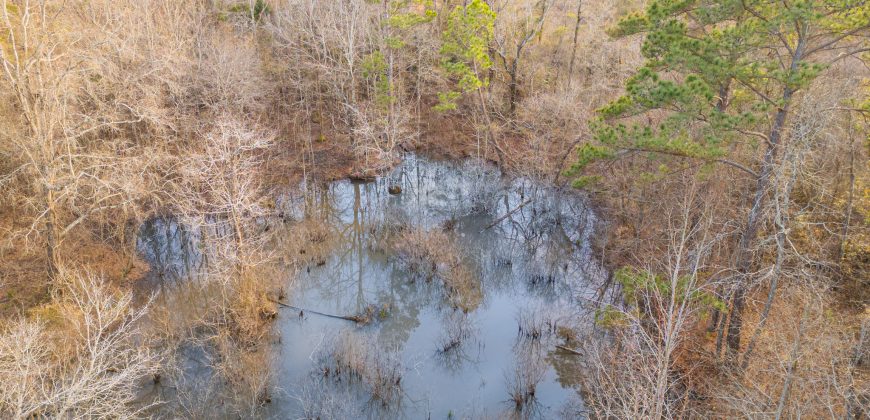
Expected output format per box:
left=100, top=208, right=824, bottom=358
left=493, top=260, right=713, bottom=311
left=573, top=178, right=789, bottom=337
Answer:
left=44, top=184, right=59, bottom=281
left=726, top=88, right=792, bottom=354
left=707, top=81, right=732, bottom=339
left=742, top=132, right=799, bottom=368
left=727, top=35, right=806, bottom=356
left=567, top=0, right=582, bottom=85
left=508, top=59, right=518, bottom=116
left=774, top=306, right=807, bottom=419
left=838, top=116, right=856, bottom=263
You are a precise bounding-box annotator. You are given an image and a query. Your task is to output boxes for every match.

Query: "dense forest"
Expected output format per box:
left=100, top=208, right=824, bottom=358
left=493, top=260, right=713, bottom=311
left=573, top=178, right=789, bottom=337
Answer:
left=0, top=0, right=867, bottom=418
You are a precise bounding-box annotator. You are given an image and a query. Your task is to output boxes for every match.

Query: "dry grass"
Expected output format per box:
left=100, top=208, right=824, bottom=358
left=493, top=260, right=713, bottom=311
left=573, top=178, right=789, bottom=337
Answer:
left=226, top=266, right=280, bottom=347
left=138, top=237, right=288, bottom=417
left=272, top=214, right=339, bottom=269
left=212, top=334, right=275, bottom=416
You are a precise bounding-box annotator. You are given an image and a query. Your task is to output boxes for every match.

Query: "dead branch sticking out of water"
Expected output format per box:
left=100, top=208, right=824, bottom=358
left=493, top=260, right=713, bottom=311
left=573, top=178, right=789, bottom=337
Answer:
left=556, top=345, right=583, bottom=355
left=507, top=355, right=547, bottom=410
left=517, top=306, right=561, bottom=342
left=270, top=299, right=365, bottom=323
left=321, top=332, right=404, bottom=406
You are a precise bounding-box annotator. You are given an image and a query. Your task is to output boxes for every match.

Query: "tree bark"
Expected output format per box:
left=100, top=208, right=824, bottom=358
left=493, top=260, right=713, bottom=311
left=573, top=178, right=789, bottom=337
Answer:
left=508, top=58, right=518, bottom=115
left=726, top=89, right=792, bottom=354
left=727, top=35, right=806, bottom=356
left=838, top=115, right=856, bottom=263
left=773, top=306, right=807, bottom=419
left=43, top=181, right=59, bottom=281
left=567, top=0, right=582, bottom=85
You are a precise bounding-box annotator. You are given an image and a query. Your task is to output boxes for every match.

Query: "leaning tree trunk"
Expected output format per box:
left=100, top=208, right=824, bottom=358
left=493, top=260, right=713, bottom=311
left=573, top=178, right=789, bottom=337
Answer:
left=726, top=87, right=793, bottom=355
left=727, top=36, right=805, bottom=356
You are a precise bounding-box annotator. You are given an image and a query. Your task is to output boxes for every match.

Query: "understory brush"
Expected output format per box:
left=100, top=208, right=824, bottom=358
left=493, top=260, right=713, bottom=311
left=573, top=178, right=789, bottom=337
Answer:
left=0, top=269, right=161, bottom=419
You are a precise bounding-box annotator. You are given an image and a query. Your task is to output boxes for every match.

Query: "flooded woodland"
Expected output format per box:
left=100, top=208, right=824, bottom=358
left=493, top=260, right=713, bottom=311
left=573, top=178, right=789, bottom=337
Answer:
left=137, top=155, right=603, bottom=418
left=1, top=1, right=868, bottom=419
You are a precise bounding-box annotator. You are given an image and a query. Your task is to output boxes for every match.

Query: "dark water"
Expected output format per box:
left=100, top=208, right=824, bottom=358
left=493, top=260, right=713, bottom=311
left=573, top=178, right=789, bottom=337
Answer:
left=138, top=154, right=605, bottom=419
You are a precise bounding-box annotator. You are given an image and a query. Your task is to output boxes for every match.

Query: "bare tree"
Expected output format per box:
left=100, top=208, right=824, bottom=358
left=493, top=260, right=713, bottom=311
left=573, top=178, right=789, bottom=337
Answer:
left=0, top=269, right=161, bottom=418
left=176, top=116, right=275, bottom=267
left=492, top=0, right=552, bottom=115
left=582, top=185, right=718, bottom=419
left=0, top=0, right=198, bottom=280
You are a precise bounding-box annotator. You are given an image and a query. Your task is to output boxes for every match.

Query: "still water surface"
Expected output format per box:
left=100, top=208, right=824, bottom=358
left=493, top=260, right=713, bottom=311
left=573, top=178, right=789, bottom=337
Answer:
left=139, top=154, right=605, bottom=419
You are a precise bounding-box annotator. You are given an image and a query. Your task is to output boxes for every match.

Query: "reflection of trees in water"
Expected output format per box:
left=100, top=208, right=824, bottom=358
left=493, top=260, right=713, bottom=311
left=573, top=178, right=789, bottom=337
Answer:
left=273, top=154, right=605, bottom=418
left=301, top=179, right=438, bottom=350
left=546, top=347, right=584, bottom=391
left=136, top=217, right=207, bottom=286
left=434, top=309, right=482, bottom=375
left=374, top=266, right=427, bottom=349
left=383, top=154, right=502, bottom=227
left=298, top=180, right=384, bottom=314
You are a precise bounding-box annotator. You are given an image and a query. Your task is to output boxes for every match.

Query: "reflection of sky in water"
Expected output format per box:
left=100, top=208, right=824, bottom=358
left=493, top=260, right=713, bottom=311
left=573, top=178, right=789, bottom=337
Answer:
left=270, top=155, right=603, bottom=419
left=136, top=154, right=604, bottom=419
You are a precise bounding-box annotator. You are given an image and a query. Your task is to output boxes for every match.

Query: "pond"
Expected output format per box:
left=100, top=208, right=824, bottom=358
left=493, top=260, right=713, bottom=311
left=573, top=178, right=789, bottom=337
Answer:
left=138, top=154, right=606, bottom=419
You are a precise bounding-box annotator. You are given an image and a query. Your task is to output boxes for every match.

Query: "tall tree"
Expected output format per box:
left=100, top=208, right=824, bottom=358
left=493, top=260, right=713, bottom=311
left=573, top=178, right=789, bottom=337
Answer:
left=437, top=0, right=497, bottom=112
left=492, top=0, right=552, bottom=115
left=0, top=0, right=180, bottom=280
left=437, top=0, right=504, bottom=160
left=567, top=0, right=870, bottom=359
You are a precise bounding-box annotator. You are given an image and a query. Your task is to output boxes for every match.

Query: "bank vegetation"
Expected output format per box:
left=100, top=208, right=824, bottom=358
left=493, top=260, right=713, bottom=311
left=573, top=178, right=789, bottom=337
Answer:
left=0, top=0, right=867, bottom=418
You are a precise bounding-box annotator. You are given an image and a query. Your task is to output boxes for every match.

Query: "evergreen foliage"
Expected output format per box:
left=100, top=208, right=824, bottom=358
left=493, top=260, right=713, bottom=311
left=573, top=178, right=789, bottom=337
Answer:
left=569, top=0, right=870, bottom=356
left=436, top=0, right=496, bottom=111
left=567, top=0, right=870, bottom=184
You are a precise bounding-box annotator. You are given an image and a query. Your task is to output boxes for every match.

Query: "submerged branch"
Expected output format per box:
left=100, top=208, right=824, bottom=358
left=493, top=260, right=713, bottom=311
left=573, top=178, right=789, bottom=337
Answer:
left=270, top=299, right=363, bottom=323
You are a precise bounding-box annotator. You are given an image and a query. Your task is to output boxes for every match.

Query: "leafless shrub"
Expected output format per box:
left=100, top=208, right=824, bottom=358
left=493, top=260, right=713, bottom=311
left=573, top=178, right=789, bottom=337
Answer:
left=193, top=29, right=267, bottom=115
left=156, top=341, right=224, bottom=419
left=438, top=310, right=476, bottom=354
left=516, top=305, right=563, bottom=342
left=177, top=116, right=275, bottom=254
left=0, top=269, right=161, bottom=419
left=392, top=228, right=446, bottom=279
left=715, top=284, right=870, bottom=419
left=392, top=228, right=482, bottom=311
left=579, top=188, right=718, bottom=419
left=212, top=334, right=274, bottom=417
left=321, top=331, right=404, bottom=406
left=294, top=379, right=363, bottom=419
left=506, top=353, right=547, bottom=410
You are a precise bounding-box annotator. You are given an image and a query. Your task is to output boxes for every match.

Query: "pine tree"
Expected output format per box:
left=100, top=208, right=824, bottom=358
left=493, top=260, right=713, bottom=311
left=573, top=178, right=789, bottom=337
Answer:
left=436, top=0, right=496, bottom=112
left=568, top=0, right=870, bottom=360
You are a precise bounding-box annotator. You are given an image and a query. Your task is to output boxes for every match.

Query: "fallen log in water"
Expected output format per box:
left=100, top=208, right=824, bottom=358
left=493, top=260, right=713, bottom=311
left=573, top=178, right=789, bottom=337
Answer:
left=270, top=299, right=363, bottom=323
left=556, top=345, right=583, bottom=355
